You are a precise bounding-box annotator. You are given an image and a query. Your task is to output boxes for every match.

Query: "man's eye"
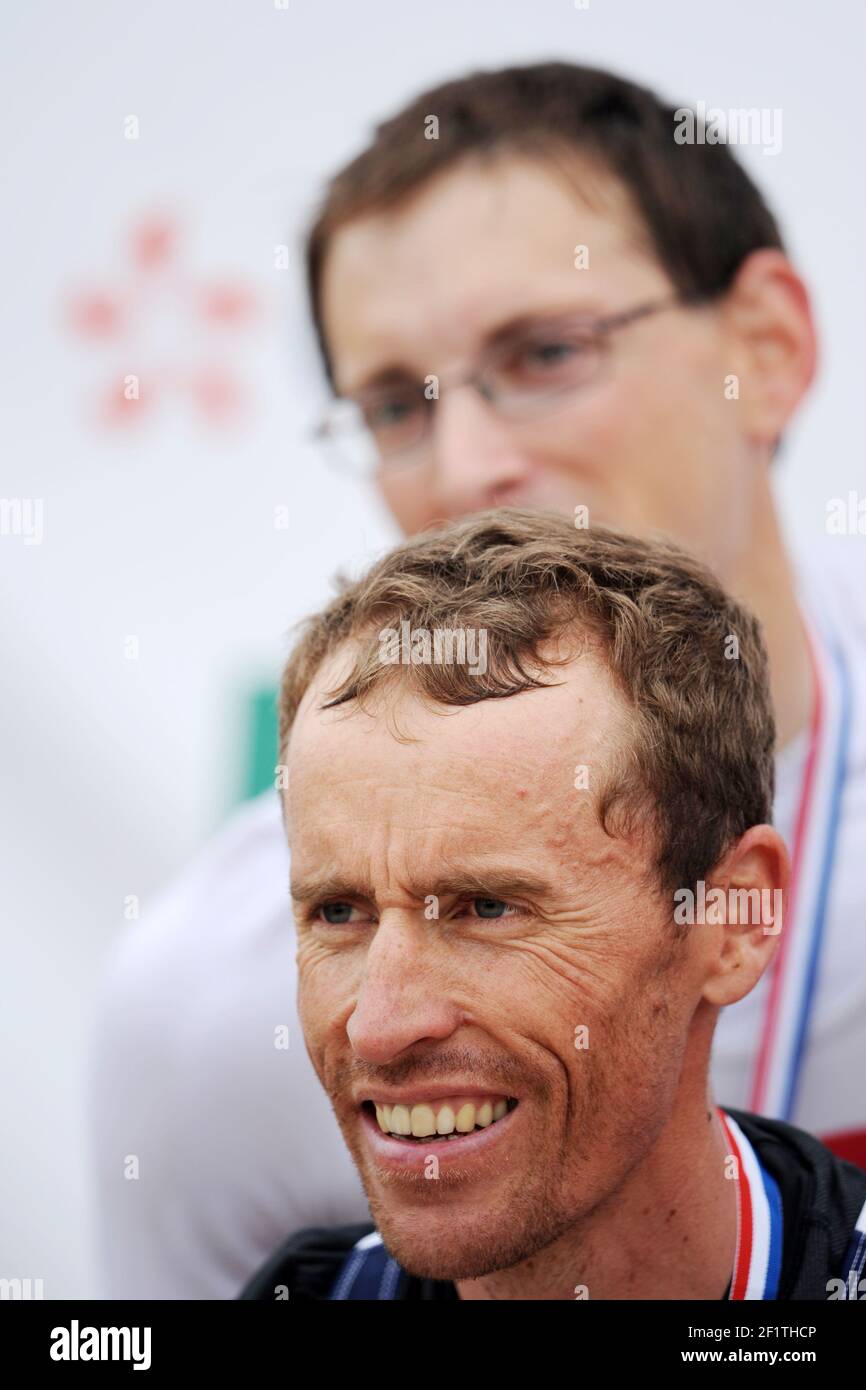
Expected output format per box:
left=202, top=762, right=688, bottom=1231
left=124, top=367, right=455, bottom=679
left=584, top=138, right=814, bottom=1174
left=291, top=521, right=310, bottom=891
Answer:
left=362, top=395, right=421, bottom=432
left=491, top=334, right=595, bottom=392
left=527, top=340, right=578, bottom=363
left=319, top=902, right=360, bottom=925
left=518, top=338, right=592, bottom=374
left=469, top=897, right=515, bottom=919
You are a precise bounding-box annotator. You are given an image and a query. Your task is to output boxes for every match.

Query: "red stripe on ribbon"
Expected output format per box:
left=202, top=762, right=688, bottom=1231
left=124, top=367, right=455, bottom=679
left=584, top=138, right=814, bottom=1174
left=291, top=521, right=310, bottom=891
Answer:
left=720, top=1110, right=752, bottom=1300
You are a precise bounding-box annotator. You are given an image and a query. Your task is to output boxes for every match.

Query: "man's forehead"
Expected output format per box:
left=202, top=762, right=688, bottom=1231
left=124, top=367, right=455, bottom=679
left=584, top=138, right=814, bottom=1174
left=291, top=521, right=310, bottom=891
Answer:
left=320, top=153, right=656, bottom=391
left=287, top=640, right=630, bottom=799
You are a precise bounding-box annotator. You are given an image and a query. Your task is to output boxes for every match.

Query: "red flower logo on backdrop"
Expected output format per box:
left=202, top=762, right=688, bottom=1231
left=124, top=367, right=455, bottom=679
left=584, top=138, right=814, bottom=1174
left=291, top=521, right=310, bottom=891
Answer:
left=65, top=211, right=261, bottom=429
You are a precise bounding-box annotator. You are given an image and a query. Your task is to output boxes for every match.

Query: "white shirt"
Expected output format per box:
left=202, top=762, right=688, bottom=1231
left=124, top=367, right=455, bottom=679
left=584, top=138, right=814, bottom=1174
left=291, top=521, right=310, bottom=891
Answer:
left=713, top=550, right=866, bottom=1135
left=89, top=553, right=866, bottom=1299
left=88, top=794, right=368, bottom=1300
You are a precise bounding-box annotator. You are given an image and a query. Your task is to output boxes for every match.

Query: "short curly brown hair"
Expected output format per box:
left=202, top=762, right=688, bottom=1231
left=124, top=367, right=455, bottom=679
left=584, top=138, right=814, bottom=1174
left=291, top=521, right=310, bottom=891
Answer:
left=278, top=508, right=775, bottom=897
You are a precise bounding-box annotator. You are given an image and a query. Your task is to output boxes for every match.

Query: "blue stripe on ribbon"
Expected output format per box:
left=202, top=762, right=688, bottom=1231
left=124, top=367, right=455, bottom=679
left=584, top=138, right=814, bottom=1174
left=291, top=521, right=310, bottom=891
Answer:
left=840, top=1199, right=866, bottom=1300
left=783, top=628, right=852, bottom=1121
left=761, top=1166, right=784, bottom=1299
left=329, top=1233, right=407, bottom=1299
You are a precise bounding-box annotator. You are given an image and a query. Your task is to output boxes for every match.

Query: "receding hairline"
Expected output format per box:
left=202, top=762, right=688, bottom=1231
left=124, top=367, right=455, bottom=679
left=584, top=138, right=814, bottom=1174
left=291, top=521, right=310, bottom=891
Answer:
left=283, top=617, right=622, bottom=754
left=276, top=506, right=776, bottom=895
left=283, top=626, right=649, bottom=895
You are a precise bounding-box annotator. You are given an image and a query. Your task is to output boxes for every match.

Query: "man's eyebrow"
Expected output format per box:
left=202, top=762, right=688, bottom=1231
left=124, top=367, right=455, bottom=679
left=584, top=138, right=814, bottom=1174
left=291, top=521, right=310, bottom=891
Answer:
left=290, top=868, right=553, bottom=905
left=345, top=364, right=416, bottom=394
left=484, top=303, right=609, bottom=348
left=425, top=870, right=553, bottom=900
left=341, top=304, right=614, bottom=394
left=291, top=873, right=375, bottom=906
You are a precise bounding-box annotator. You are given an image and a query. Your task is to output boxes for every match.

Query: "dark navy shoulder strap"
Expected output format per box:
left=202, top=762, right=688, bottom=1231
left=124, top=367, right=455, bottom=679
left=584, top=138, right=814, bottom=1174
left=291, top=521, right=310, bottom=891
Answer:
left=329, top=1230, right=407, bottom=1300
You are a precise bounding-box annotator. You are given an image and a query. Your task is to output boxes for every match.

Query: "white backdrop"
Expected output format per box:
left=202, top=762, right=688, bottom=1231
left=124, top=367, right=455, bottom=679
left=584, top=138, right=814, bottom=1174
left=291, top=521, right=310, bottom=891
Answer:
left=1, top=0, right=864, bottom=1298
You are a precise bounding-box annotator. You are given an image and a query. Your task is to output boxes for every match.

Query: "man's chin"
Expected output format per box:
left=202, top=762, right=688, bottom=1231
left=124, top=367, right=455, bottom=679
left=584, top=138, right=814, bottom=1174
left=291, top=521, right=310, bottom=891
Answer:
left=372, top=1212, right=522, bottom=1284
left=363, top=1189, right=565, bottom=1285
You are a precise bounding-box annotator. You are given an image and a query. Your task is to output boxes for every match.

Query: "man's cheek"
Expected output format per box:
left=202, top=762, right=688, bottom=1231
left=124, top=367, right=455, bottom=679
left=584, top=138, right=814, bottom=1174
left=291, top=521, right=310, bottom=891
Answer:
left=298, top=958, right=358, bottom=1044
left=298, top=975, right=338, bottom=1039
left=515, top=932, right=627, bottom=1017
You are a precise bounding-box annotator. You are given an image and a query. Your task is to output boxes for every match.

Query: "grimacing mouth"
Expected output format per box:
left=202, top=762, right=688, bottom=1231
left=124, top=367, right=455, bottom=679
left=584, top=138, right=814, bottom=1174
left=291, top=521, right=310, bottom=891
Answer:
left=361, top=1096, right=520, bottom=1142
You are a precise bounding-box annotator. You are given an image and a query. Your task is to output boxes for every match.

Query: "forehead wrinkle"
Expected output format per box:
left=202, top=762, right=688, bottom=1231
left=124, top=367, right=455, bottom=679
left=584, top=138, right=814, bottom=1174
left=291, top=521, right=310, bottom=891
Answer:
left=290, top=744, right=641, bottom=914
left=290, top=652, right=633, bottom=822
left=289, top=745, right=520, bottom=825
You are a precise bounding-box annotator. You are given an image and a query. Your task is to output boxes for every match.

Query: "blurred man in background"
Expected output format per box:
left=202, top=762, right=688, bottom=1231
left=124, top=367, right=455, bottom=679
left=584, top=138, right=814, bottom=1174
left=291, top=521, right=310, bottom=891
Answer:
left=90, top=61, right=866, bottom=1298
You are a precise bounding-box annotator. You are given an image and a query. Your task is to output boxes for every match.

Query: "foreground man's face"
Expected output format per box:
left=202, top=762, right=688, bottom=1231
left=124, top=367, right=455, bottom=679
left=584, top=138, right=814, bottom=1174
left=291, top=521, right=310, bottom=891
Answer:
left=286, top=645, right=708, bottom=1285
left=321, top=153, right=757, bottom=580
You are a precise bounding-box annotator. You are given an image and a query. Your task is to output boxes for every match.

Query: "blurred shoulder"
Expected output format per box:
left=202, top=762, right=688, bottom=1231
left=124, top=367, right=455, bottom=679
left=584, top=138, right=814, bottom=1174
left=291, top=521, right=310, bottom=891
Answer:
left=796, top=541, right=866, bottom=643
left=99, top=790, right=288, bottom=985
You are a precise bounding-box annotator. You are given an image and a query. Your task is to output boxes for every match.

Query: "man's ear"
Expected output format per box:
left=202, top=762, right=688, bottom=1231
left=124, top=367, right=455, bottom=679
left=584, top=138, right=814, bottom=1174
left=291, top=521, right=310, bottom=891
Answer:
left=701, top=824, right=790, bottom=1009
left=720, top=248, right=817, bottom=447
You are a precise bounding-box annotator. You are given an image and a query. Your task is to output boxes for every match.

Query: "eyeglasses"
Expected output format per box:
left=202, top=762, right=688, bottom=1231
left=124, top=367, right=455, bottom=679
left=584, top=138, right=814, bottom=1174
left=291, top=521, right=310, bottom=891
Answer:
left=312, top=291, right=705, bottom=476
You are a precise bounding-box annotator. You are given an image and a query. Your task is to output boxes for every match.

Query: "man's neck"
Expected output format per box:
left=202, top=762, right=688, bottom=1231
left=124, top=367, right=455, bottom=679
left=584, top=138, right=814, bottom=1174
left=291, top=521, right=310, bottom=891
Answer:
left=724, top=486, right=813, bottom=752
left=455, top=1099, right=737, bottom=1301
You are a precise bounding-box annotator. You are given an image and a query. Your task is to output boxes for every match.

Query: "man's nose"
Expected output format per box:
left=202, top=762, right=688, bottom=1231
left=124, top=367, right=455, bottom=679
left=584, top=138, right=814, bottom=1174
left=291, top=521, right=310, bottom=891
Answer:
left=346, top=917, right=460, bottom=1065
left=428, top=385, right=534, bottom=520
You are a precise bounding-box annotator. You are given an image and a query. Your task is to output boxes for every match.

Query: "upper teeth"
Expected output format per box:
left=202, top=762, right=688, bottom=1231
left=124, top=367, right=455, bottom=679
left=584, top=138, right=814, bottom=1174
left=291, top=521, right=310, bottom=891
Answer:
left=373, top=1097, right=510, bottom=1137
